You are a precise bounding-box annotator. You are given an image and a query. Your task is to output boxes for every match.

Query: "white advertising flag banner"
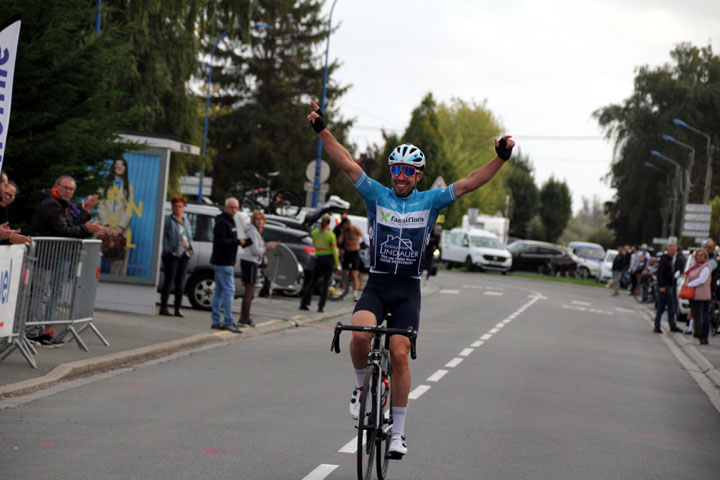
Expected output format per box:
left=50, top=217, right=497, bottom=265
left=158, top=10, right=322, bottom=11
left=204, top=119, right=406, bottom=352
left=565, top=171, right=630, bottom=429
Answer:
left=0, top=16, right=21, bottom=174
left=0, top=244, right=25, bottom=339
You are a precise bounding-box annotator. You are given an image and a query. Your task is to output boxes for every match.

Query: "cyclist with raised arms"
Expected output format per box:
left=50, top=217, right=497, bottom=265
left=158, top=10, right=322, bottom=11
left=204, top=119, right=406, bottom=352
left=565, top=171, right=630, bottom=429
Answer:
left=307, top=100, right=514, bottom=457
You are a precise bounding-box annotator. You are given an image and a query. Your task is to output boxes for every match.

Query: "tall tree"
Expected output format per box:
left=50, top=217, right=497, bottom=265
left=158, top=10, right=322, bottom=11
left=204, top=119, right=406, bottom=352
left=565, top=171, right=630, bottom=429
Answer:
left=0, top=0, right=137, bottom=227
left=539, top=177, right=572, bottom=243
left=204, top=0, right=352, bottom=202
left=505, top=154, right=539, bottom=238
left=594, top=42, right=720, bottom=244
left=560, top=196, right=615, bottom=247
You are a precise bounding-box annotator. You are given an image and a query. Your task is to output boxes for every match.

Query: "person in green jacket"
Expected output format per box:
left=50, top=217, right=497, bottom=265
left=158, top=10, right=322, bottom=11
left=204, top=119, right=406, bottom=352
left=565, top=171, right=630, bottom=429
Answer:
left=299, top=215, right=340, bottom=313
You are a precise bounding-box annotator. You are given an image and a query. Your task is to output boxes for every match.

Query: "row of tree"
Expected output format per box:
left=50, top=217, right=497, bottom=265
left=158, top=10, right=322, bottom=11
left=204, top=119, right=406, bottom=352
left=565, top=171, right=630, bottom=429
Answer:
left=595, top=42, right=720, bottom=245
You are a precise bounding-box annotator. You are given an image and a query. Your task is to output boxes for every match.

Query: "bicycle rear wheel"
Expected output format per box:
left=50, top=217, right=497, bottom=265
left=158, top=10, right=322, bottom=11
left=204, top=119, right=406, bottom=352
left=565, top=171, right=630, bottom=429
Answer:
left=632, top=284, right=644, bottom=303
left=357, top=368, right=377, bottom=480
left=271, top=189, right=302, bottom=217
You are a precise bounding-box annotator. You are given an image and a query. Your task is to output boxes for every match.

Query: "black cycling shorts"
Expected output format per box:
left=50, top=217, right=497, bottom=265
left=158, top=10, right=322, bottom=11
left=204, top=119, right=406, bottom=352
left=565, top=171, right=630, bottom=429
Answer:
left=353, top=273, right=421, bottom=332
left=342, top=250, right=360, bottom=271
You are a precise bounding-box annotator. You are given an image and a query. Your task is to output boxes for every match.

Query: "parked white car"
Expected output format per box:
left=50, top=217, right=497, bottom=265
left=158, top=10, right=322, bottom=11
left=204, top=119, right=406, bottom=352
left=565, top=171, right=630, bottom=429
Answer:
left=597, top=249, right=618, bottom=283
left=568, top=241, right=605, bottom=279
left=441, top=228, right=512, bottom=273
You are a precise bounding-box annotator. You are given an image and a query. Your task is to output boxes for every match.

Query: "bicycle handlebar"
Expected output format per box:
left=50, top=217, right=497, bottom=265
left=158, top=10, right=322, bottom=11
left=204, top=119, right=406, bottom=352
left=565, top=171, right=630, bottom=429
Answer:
left=331, top=322, right=418, bottom=360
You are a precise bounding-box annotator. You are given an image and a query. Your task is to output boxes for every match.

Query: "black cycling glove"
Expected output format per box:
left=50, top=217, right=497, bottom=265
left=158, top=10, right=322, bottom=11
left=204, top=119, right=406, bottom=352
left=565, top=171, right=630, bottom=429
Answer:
left=495, top=137, right=513, bottom=161
left=311, top=108, right=326, bottom=133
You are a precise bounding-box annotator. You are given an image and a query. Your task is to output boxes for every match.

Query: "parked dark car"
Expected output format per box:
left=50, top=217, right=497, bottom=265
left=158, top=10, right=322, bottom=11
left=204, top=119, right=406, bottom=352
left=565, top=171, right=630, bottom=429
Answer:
left=507, top=240, right=577, bottom=275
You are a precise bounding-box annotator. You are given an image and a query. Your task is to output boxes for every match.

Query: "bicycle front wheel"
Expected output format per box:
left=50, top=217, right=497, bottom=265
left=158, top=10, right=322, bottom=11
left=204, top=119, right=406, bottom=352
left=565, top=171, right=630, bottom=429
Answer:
left=632, top=285, right=644, bottom=303
left=376, top=367, right=392, bottom=480
left=357, top=368, right=377, bottom=480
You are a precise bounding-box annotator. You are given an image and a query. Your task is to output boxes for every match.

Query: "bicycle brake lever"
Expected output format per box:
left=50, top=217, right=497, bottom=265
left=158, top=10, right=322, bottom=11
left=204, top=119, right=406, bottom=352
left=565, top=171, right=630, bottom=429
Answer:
left=331, top=322, right=342, bottom=353
left=408, top=327, right=417, bottom=360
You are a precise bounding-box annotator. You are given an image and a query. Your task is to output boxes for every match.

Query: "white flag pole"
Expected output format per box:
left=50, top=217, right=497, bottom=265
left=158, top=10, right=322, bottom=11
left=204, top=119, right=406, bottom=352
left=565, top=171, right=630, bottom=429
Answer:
left=0, top=15, right=22, bottom=175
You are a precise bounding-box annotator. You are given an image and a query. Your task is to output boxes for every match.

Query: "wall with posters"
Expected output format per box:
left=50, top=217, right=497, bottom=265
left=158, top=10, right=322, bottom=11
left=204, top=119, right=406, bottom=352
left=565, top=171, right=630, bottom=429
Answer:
left=94, top=134, right=199, bottom=314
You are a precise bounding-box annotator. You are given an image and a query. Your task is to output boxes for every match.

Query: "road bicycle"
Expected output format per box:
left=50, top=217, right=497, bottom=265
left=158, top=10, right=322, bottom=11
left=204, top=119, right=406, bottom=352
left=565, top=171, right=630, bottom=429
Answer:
left=331, top=318, right=418, bottom=480
left=633, top=272, right=657, bottom=304
left=227, top=172, right=303, bottom=217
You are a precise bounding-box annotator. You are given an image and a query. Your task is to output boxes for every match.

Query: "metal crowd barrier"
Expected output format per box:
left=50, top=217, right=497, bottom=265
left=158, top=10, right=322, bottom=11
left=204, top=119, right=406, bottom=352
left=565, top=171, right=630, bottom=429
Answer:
left=0, top=238, right=108, bottom=369
left=0, top=242, right=37, bottom=368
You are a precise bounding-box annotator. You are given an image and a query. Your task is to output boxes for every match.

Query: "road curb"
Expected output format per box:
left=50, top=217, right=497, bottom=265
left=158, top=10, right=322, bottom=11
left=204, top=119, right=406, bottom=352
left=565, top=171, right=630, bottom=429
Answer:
left=0, top=305, right=357, bottom=399
left=639, top=306, right=720, bottom=390
left=0, top=284, right=435, bottom=399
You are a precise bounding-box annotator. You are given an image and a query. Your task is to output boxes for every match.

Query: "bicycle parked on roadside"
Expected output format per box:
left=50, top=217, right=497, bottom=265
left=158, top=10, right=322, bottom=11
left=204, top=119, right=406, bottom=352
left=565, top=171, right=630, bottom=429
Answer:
left=331, top=317, right=418, bottom=480
left=227, top=172, right=303, bottom=217
left=633, top=272, right=657, bottom=304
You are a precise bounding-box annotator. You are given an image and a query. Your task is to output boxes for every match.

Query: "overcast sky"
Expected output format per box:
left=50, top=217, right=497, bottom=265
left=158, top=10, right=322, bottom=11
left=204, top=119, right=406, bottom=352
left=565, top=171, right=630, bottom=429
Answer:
left=321, top=0, right=720, bottom=213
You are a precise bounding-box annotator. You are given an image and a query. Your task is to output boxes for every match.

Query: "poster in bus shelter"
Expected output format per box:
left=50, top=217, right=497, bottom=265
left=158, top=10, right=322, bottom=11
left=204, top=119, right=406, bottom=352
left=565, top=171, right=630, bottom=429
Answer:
left=94, top=151, right=167, bottom=284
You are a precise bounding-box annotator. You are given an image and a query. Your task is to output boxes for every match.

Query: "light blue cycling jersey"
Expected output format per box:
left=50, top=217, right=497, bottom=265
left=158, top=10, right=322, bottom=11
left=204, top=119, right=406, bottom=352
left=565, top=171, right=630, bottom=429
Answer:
left=353, top=171, right=458, bottom=277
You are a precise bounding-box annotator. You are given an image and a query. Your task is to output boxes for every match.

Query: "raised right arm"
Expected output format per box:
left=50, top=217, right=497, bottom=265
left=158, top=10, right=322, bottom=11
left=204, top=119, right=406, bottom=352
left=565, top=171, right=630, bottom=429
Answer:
left=308, top=101, right=362, bottom=183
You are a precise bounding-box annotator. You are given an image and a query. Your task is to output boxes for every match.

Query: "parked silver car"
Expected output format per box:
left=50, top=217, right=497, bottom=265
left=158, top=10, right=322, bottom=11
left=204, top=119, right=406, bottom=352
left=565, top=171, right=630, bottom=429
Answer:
left=158, top=203, right=311, bottom=310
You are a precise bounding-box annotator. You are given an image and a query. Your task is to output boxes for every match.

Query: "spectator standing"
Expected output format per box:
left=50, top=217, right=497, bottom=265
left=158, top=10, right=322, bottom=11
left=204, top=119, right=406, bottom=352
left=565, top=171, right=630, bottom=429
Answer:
left=209, top=197, right=244, bottom=333
left=0, top=177, right=30, bottom=244
left=611, top=246, right=626, bottom=296
left=339, top=218, right=364, bottom=301
left=299, top=215, right=340, bottom=313
left=653, top=242, right=683, bottom=334
left=686, top=249, right=713, bottom=344
left=239, top=210, right=276, bottom=327
left=159, top=196, right=193, bottom=317
left=424, top=224, right=442, bottom=280
left=28, top=175, right=108, bottom=341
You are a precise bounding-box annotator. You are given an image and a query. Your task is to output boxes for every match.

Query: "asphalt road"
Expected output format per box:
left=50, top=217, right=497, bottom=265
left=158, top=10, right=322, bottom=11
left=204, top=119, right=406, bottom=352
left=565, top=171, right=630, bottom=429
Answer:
left=2, top=270, right=719, bottom=479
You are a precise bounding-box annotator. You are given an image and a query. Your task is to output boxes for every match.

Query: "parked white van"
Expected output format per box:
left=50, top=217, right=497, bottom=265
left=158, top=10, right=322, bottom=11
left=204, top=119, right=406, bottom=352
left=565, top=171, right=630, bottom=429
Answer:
left=441, top=228, right=512, bottom=273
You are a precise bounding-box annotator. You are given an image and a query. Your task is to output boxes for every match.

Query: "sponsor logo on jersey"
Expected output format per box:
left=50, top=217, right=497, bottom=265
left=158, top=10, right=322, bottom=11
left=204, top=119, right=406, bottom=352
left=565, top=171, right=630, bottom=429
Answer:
left=376, top=206, right=429, bottom=229
left=379, top=235, right=420, bottom=266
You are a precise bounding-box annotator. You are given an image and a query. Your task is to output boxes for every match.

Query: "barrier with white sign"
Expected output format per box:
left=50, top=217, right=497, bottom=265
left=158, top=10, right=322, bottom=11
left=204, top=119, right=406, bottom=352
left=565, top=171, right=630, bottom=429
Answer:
left=0, top=245, right=25, bottom=338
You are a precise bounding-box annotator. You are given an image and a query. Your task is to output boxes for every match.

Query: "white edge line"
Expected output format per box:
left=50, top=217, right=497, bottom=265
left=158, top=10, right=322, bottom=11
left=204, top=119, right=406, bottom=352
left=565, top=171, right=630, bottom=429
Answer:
left=302, top=464, right=339, bottom=480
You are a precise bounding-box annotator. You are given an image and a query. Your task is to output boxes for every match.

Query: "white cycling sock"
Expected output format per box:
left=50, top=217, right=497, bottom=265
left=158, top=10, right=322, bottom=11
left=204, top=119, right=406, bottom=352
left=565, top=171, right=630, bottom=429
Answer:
left=391, top=406, right=407, bottom=436
left=354, top=369, right=366, bottom=389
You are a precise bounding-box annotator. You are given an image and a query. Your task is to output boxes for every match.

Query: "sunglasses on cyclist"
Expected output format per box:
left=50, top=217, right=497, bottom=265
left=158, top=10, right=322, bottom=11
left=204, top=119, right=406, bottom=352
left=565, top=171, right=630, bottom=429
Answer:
left=390, top=165, right=418, bottom=177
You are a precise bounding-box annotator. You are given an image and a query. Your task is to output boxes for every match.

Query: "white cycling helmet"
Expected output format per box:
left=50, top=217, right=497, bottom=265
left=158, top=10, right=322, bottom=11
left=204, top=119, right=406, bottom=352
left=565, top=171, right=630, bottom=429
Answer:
left=388, top=144, right=425, bottom=171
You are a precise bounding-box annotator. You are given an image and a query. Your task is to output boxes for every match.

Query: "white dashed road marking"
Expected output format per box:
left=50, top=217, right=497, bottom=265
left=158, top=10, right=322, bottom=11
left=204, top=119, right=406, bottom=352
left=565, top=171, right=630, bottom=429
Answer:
left=301, top=464, right=338, bottom=480
left=459, top=348, right=474, bottom=357
left=409, top=384, right=431, bottom=399
left=427, top=369, right=449, bottom=382
left=445, top=357, right=464, bottom=368
left=484, top=291, right=503, bottom=296
left=439, top=289, right=461, bottom=294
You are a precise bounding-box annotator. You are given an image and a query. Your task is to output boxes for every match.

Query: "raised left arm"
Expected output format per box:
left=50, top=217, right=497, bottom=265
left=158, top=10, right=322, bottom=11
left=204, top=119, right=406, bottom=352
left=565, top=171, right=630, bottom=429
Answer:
left=454, top=135, right=515, bottom=197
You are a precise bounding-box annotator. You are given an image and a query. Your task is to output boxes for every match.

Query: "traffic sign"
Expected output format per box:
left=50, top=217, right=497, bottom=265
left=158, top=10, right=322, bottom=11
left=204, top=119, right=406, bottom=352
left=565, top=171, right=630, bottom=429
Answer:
left=306, top=160, right=330, bottom=183
left=682, top=230, right=711, bottom=238
left=430, top=176, right=447, bottom=190
left=684, top=212, right=712, bottom=222
left=683, top=222, right=711, bottom=232
left=685, top=203, right=712, bottom=213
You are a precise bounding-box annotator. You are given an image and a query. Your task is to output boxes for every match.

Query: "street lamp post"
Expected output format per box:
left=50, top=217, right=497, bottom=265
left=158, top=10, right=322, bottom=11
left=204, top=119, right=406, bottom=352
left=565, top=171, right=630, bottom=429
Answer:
left=650, top=150, right=683, bottom=237
left=673, top=119, right=713, bottom=203
left=662, top=134, right=695, bottom=227
left=312, top=0, right=339, bottom=208
left=200, top=22, right=272, bottom=201
left=644, top=162, right=673, bottom=237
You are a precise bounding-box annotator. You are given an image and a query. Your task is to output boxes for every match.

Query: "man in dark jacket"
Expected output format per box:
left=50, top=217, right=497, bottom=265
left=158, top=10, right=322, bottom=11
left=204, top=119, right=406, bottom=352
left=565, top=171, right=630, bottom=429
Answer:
left=29, top=176, right=106, bottom=238
left=611, top=246, right=626, bottom=296
left=654, top=242, right=683, bottom=334
left=209, top=197, right=245, bottom=333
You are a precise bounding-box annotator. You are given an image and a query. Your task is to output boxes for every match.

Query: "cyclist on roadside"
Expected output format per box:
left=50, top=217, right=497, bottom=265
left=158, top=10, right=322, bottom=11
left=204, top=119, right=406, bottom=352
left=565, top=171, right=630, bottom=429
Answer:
left=338, top=217, right=364, bottom=301
left=307, top=100, right=514, bottom=457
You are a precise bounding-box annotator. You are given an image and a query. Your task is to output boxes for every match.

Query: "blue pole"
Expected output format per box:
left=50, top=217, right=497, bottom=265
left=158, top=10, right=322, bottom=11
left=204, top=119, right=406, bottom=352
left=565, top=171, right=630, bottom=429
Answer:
left=312, top=0, right=339, bottom=208
left=96, top=0, right=101, bottom=34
